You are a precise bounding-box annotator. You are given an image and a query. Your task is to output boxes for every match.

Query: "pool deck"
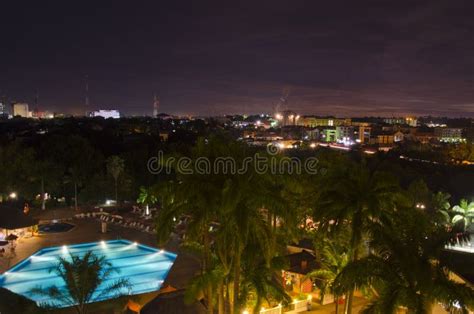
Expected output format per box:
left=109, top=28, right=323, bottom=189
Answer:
left=0, top=211, right=200, bottom=292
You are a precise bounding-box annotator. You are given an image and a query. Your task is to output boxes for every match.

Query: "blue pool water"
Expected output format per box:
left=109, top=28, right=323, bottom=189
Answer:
left=38, top=222, right=75, bottom=233
left=0, top=240, right=177, bottom=307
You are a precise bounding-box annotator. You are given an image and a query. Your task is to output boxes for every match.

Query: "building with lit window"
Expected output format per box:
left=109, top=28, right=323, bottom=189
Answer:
left=89, top=109, right=121, bottom=119
left=12, top=103, right=30, bottom=117
left=299, top=117, right=351, bottom=127
left=275, top=110, right=299, bottom=126
left=357, top=125, right=371, bottom=144
left=384, top=116, right=417, bottom=127
left=321, top=128, right=337, bottom=142
left=434, top=128, right=464, bottom=143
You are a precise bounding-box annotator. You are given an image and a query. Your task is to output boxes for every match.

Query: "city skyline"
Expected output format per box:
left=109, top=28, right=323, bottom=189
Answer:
left=2, top=1, right=474, bottom=117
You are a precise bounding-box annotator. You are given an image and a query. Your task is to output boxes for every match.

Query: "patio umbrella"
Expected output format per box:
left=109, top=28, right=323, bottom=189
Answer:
left=6, top=234, right=18, bottom=241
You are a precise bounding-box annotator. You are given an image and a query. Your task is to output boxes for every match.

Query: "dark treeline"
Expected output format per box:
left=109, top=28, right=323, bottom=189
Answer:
left=0, top=117, right=222, bottom=206
left=1, top=118, right=474, bottom=313
left=1, top=117, right=474, bottom=208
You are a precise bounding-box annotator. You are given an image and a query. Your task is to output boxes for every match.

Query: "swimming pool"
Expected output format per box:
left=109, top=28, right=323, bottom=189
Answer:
left=0, top=240, right=177, bottom=307
left=38, top=222, right=75, bottom=233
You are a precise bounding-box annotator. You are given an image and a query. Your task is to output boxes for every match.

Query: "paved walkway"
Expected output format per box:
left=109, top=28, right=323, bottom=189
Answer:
left=307, top=297, right=367, bottom=313
left=0, top=210, right=199, bottom=290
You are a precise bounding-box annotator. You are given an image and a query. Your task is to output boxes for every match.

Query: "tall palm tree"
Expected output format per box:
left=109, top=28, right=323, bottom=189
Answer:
left=313, top=161, right=401, bottom=314
left=240, top=254, right=291, bottom=313
left=155, top=138, right=227, bottom=314
left=305, top=236, right=350, bottom=313
left=333, top=208, right=474, bottom=313
left=106, top=155, right=125, bottom=204
left=451, top=199, right=474, bottom=231
left=154, top=136, right=294, bottom=313
left=219, top=169, right=280, bottom=314
left=137, top=185, right=158, bottom=215
left=430, top=191, right=451, bottom=225
left=31, top=251, right=131, bottom=314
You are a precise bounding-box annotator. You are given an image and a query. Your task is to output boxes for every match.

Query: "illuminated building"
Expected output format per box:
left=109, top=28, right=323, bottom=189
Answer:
left=357, top=125, right=371, bottom=144
left=12, top=103, right=30, bottom=117
left=275, top=110, right=299, bottom=126
left=89, top=109, right=121, bottom=119
left=384, top=117, right=417, bottom=127
left=321, top=128, right=337, bottom=142
left=434, top=127, right=464, bottom=143
left=299, top=117, right=351, bottom=127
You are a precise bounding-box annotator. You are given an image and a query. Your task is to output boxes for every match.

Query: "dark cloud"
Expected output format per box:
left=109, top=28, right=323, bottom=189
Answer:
left=1, top=0, right=474, bottom=116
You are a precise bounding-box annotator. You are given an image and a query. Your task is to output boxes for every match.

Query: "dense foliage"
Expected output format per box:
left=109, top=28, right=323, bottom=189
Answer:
left=2, top=118, right=474, bottom=313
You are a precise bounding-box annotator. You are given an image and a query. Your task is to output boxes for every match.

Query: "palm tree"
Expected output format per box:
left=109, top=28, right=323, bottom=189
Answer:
left=333, top=208, right=474, bottom=313
left=155, top=138, right=227, bottom=314
left=218, top=166, right=281, bottom=314
left=305, top=237, right=350, bottom=313
left=31, top=251, right=131, bottom=314
left=154, top=136, right=295, bottom=313
left=137, top=185, right=158, bottom=215
left=430, top=191, right=451, bottom=225
left=313, top=162, right=401, bottom=314
left=106, top=155, right=125, bottom=204
left=451, top=199, right=474, bottom=231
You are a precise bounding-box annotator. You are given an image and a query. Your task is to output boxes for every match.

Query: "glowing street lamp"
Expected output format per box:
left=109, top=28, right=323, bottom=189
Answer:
left=9, top=192, right=17, bottom=199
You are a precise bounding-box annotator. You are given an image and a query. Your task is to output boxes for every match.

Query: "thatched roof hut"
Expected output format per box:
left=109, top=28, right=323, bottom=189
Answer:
left=0, top=202, right=38, bottom=230
left=0, top=288, right=41, bottom=314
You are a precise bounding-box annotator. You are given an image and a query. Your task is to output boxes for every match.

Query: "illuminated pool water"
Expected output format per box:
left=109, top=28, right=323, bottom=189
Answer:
left=0, top=240, right=177, bottom=307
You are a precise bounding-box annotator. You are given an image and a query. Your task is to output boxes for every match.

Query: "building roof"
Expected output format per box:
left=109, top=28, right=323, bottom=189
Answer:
left=140, top=290, right=207, bottom=314
left=0, top=288, right=40, bottom=313
left=0, top=203, right=38, bottom=230
left=285, top=250, right=319, bottom=275
left=289, top=238, right=314, bottom=251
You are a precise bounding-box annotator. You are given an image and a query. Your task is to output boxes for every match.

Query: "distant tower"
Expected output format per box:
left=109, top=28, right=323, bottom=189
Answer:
left=153, top=94, right=160, bottom=117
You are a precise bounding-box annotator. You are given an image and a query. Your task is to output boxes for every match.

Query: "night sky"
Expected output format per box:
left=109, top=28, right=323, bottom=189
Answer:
left=1, top=1, right=474, bottom=117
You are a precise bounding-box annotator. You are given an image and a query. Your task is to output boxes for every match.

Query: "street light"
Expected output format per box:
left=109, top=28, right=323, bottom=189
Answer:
left=9, top=192, right=17, bottom=199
